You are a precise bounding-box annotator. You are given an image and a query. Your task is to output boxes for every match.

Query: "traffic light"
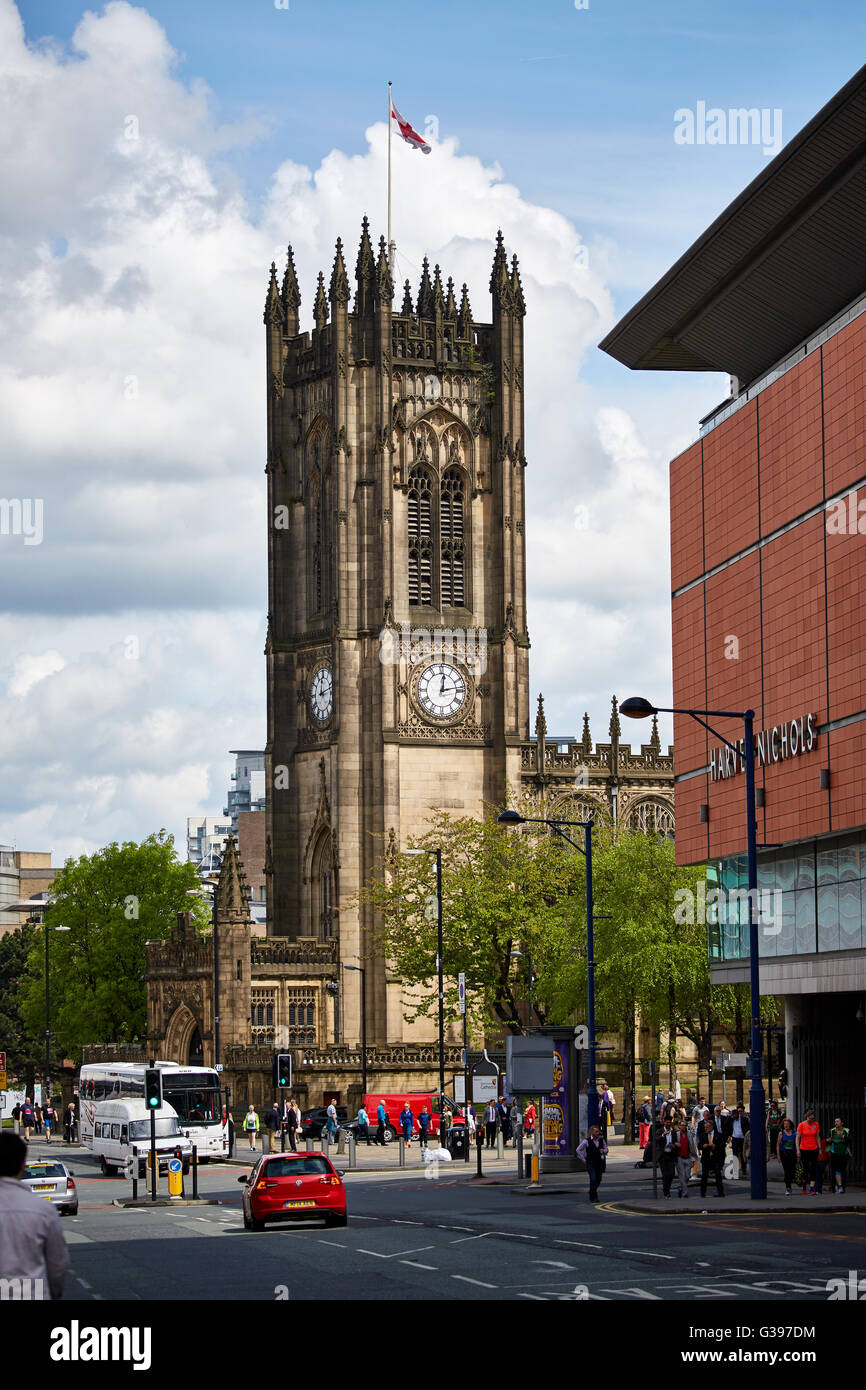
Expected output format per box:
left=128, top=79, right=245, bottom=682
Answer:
left=273, top=1053, right=292, bottom=1089
left=144, top=1068, right=163, bottom=1110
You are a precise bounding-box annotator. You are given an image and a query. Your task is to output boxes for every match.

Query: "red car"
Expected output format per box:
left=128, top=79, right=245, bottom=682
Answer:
left=238, top=1151, right=347, bottom=1231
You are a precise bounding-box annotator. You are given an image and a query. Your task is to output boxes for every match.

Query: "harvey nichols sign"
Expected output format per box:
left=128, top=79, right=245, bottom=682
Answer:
left=710, top=712, right=818, bottom=782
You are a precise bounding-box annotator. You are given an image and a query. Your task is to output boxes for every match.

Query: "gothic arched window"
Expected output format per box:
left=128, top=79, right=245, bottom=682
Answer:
left=309, top=469, right=322, bottom=615
left=408, top=466, right=433, bottom=606
left=440, top=467, right=465, bottom=607
left=312, top=832, right=337, bottom=940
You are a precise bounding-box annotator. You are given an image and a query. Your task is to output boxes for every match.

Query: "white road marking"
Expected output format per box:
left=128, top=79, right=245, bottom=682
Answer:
left=516, top=1293, right=545, bottom=1300
left=450, top=1230, right=537, bottom=1244
left=532, top=1261, right=574, bottom=1269
left=555, top=1240, right=601, bottom=1249
left=318, top=1240, right=346, bottom=1248
left=401, top=1261, right=437, bottom=1270
left=599, top=1287, right=662, bottom=1300
left=77, top=1278, right=92, bottom=1290
left=357, top=1245, right=435, bottom=1260
left=726, top=1267, right=760, bottom=1274
left=452, top=1275, right=498, bottom=1289
left=394, top=1220, right=423, bottom=1225
left=622, top=1250, right=674, bottom=1259
left=63, top=1232, right=94, bottom=1245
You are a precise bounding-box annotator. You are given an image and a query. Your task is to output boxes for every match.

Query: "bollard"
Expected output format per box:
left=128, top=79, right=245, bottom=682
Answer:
left=131, top=1147, right=138, bottom=1200
left=497, top=1130, right=504, bottom=1160
left=281, top=1127, right=286, bottom=1153
left=191, top=1145, right=199, bottom=1201
left=337, top=1129, right=346, bottom=1156
left=399, top=1137, right=405, bottom=1168
left=263, top=1132, right=270, bottom=1155
left=306, top=1136, right=313, bottom=1153
left=322, top=1131, right=330, bottom=1161
left=348, top=1134, right=356, bottom=1169
left=476, top=1139, right=483, bottom=1178
left=517, top=1132, right=523, bottom=1178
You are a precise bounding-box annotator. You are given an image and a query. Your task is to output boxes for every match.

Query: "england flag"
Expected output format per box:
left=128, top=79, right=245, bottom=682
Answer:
left=391, top=99, right=431, bottom=154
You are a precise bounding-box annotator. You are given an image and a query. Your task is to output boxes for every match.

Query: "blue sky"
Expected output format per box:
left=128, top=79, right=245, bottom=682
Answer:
left=2, top=0, right=863, bottom=856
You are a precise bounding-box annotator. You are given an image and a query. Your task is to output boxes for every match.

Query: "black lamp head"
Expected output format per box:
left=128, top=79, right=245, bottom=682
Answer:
left=619, top=696, right=657, bottom=719
left=497, top=809, right=525, bottom=826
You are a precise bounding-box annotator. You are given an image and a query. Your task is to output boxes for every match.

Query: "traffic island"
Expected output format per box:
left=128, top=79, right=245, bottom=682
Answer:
left=113, top=1196, right=222, bottom=1208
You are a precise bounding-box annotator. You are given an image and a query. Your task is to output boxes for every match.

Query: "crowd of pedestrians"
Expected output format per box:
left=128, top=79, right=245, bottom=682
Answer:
left=616, top=1091, right=853, bottom=1202
left=11, top=1098, right=78, bottom=1145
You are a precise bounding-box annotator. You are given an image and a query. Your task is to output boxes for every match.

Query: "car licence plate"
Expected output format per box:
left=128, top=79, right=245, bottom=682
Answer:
left=284, top=1200, right=316, bottom=1209
left=34, top=1184, right=54, bottom=1193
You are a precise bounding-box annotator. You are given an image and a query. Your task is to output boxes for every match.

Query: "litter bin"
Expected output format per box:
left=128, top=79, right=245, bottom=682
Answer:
left=447, top=1126, right=468, bottom=1160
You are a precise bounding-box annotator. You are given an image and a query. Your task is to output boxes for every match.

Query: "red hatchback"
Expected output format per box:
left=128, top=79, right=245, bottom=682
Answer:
left=239, top=1152, right=347, bottom=1231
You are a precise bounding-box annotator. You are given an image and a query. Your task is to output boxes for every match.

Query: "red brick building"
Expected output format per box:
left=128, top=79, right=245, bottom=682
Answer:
left=602, top=66, right=866, bottom=1161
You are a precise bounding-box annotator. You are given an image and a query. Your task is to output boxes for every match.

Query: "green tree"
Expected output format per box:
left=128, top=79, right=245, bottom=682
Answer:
left=357, top=802, right=585, bottom=1036
left=0, top=920, right=44, bottom=1081
left=20, top=832, right=208, bottom=1064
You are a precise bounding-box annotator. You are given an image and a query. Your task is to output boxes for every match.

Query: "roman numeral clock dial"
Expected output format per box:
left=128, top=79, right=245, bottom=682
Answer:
left=310, top=664, right=333, bottom=725
left=416, top=663, right=468, bottom=722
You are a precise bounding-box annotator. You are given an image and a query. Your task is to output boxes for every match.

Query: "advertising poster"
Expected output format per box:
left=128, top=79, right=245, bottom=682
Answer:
left=543, top=1044, right=570, bottom=1156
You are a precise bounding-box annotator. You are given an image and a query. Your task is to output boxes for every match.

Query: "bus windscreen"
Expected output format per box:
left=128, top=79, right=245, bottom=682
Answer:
left=163, top=1086, right=222, bottom=1124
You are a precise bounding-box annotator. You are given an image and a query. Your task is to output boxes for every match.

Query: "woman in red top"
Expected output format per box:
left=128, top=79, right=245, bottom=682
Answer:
left=796, top=1109, right=821, bottom=1195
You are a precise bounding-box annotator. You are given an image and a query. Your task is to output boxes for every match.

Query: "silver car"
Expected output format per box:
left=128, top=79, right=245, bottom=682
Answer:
left=21, top=1159, right=79, bottom=1216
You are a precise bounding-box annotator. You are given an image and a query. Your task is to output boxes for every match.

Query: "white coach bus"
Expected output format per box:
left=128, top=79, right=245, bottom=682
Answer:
left=79, top=1061, right=229, bottom=1160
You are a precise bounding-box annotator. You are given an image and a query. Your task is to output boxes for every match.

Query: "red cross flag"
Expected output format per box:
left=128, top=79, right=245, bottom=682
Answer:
left=390, top=98, right=431, bottom=154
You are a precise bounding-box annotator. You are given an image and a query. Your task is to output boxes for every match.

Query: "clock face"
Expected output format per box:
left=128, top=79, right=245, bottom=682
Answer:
left=310, top=664, right=333, bottom=723
left=416, top=663, right=468, bottom=722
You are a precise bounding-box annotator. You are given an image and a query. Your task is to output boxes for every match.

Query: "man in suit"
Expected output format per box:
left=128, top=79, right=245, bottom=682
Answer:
left=730, top=1104, right=750, bottom=1176
left=698, top=1118, right=725, bottom=1197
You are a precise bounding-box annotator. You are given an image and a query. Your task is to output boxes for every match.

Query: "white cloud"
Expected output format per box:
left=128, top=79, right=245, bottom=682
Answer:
left=0, top=0, right=712, bottom=859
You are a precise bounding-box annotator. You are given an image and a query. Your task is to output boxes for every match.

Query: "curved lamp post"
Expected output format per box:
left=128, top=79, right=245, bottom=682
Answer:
left=496, top=809, right=600, bottom=1131
left=620, top=695, right=766, bottom=1200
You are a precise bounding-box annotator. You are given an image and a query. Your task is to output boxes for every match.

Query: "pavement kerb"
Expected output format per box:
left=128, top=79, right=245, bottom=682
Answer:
left=113, top=1197, right=223, bottom=1208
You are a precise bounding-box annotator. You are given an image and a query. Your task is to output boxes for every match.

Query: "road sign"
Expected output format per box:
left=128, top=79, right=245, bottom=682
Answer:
left=167, top=1158, right=182, bottom=1173
left=215, top=1064, right=223, bottom=1072
left=716, top=1052, right=748, bottom=1069
left=458, top=973, right=466, bottom=1016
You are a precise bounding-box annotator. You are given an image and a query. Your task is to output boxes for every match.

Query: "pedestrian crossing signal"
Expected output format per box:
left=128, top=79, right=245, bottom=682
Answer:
left=144, top=1068, right=162, bottom=1109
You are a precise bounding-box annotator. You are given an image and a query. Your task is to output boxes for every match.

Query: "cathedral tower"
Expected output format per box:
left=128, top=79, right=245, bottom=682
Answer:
left=264, top=224, right=530, bottom=1045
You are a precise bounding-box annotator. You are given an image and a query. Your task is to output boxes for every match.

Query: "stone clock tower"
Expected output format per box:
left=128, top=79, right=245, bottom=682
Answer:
left=264, top=222, right=530, bottom=1046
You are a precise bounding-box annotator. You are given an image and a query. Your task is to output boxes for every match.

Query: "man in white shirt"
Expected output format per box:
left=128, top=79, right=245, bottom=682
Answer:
left=0, top=1133, right=69, bottom=1301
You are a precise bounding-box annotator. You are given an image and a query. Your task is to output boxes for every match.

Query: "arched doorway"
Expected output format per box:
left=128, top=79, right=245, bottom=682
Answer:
left=188, top=1027, right=204, bottom=1067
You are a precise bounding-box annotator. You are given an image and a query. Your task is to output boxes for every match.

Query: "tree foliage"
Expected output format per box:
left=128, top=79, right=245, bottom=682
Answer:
left=0, top=921, right=44, bottom=1077
left=19, top=832, right=209, bottom=1063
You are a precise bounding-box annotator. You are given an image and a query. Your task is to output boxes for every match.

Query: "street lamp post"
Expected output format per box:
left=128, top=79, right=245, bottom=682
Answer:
left=620, top=695, right=767, bottom=1200
left=497, top=810, right=600, bottom=1132
left=188, top=878, right=220, bottom=1067
left=343, top=963, right=368, bottom=1097
left=404, top=848, right=445, bottom=1121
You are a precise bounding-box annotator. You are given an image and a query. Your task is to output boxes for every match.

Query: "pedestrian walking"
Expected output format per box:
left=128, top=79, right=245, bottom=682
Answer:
left=375, top=1101, right=388, bottom=1146
left=484, top=1101, right=497, bottom=1149
left=0, top=1133, right=69, bottom=1301
left=675, top=1118, right=696, bottom=1197
left=576, top=1125, right=608, bottom=1203
left=637, top=1097, right=653, bottom=1151
left=698, top=1118, right=725, bottom=1197
left=244, top=1104, right=260, bottom=1151
left=265, top=1100, right=280, bottom=1148
left=731, top=1104, right=750, bottom=1176
left=828, top=1117, right=851, bottom=1193
left=356, top=1105, right=370, bottom=1146
left=63, top=1103, right=76, bottom=1145
left=658, top=1118, right=678, bottom=1197
left=524, top=1102, right=536, bottom=1138
left=417, top=1106, right=430, bottom=1149
left=509, top=1101, right=522, bottom=1145
left=778, top=1117, right=797, bottom=1194
left=796, top=1109, right=821, bottom=1195
left=292, top=1100, right=302, bottom=1142
left=399, top=1103, right=414, bottom=1147
left=766, top=1102, right=783, bottom=1158
left=34, top=1104, right=43, bottom=1136
left=20, top=1098, right=35, bottom=1141
left=43, top=1101, right=56, bottom=1143
left=599, top=1083, right=615, bottom=1136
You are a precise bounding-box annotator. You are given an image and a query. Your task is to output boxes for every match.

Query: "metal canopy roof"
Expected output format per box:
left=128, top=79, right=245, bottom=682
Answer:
left=599, top=66, right=866, bottom=387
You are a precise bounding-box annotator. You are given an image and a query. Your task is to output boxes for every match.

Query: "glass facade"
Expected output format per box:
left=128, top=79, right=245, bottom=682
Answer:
left=707, top=828, right=866, bottom=962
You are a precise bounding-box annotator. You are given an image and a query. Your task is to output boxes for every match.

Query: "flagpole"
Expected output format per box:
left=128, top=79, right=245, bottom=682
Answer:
left=387, top=80, right=395, bottom=276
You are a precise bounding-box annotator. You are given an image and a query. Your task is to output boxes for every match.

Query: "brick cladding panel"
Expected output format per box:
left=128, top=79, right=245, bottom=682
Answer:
left=823, top=315, right=866, bottom=498
left=672, top=585, right=706, bottom=773
left=758, top=353, right=823, bottom=534
left=826, top=512, right=866, bottom=722
left=702, top=401, right=758, bottom=572
left=673, top=770, right=710, bottom=867
left=669, top=441, right=704, bottom=590
left=828, top=722, right=866, bottom=830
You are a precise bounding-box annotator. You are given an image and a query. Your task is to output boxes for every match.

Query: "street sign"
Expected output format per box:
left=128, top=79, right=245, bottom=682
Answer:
left=167, top=1158, right=182, bottom=1173
left=716, top=1052, right=748, bottom=1069
left=215, top=1064, right=223, bottom=1072
left=458, top=973, right=466, bottom=1016
left=506, top=1035, right=554, bottom=1094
